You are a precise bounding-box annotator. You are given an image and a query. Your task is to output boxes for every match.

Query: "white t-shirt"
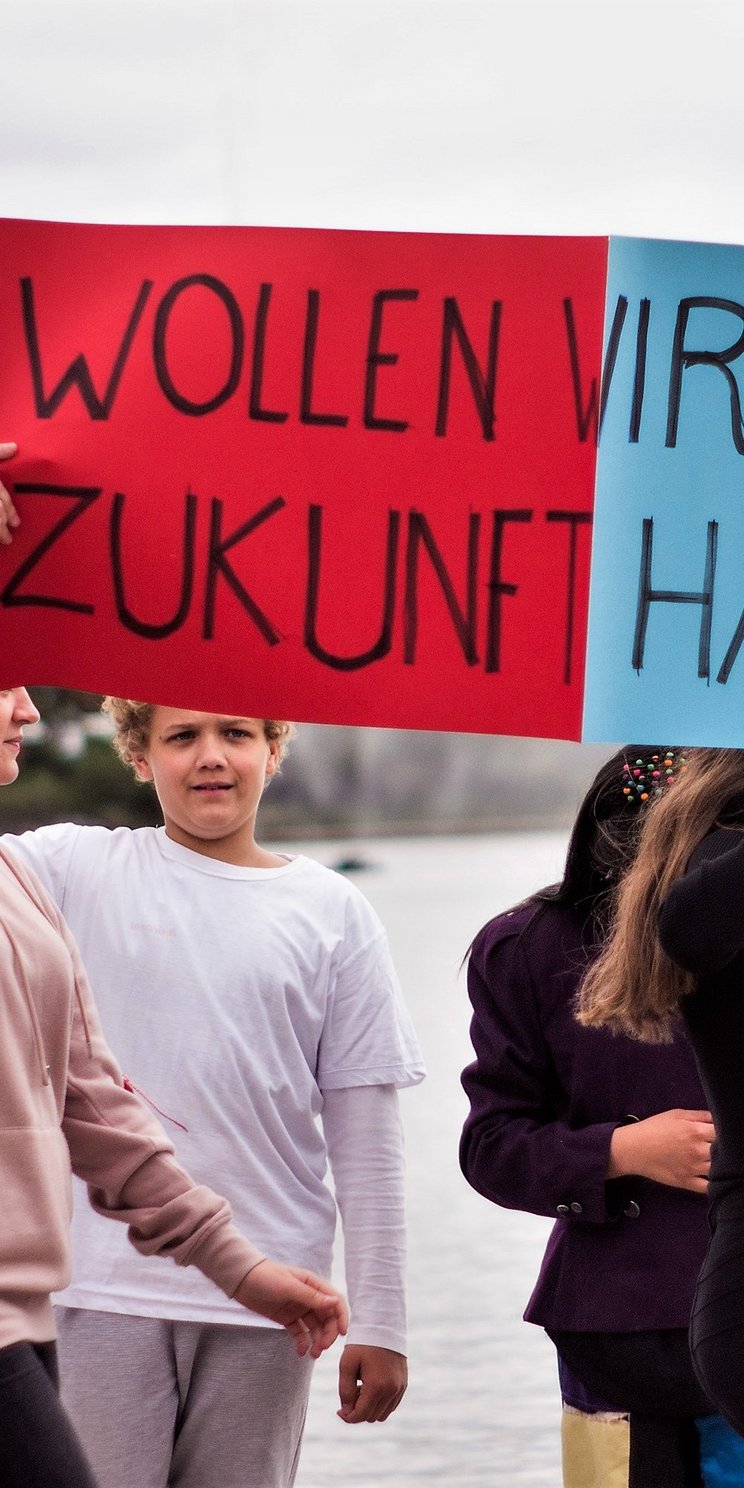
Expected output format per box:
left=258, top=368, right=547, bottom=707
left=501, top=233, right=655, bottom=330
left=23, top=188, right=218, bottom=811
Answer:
left=4, top=824, right=424, bottom=1329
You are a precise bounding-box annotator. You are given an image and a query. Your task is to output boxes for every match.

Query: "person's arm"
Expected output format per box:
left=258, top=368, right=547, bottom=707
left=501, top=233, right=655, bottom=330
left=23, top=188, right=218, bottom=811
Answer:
left=606, top=1108, right=714, bottom=1191
left=323, top=1084, right=408, bottom=1423
left=0, top=443, right=20, bottom=544
left=59, top=911, right=347, bottom=1357
left=658, top=827, right=744, bottom=973
left=460, top=919, right=620, bottom=1225
left=1, top=823, right=80, bottom=906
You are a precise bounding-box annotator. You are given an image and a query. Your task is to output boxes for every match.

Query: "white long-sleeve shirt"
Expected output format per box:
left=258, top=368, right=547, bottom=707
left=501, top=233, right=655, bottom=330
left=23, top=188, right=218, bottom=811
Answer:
left=3, top=823, right=424, bottom=1353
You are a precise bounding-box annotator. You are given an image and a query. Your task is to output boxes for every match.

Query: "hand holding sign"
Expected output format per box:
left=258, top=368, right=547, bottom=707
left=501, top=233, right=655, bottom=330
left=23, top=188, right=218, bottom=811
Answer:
left=0, top=443, right=20, bottom=546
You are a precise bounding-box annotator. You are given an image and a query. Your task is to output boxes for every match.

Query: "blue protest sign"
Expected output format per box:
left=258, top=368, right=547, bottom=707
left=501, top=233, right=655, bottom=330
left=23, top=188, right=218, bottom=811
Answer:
left=584, top=236, right=744, bottom=745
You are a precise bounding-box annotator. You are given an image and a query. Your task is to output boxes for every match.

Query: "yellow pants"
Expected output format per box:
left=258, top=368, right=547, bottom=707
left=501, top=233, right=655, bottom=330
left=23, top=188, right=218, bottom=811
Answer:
left=561, top=1405, right=630, bottom=1488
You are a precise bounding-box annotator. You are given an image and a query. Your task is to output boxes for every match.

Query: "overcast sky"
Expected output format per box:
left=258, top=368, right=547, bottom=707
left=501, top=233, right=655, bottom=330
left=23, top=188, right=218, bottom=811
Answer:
left=2, top=0, right=743, bottom=243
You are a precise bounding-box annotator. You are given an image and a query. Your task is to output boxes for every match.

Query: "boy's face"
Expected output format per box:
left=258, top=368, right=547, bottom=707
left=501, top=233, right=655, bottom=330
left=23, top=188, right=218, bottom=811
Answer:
left=132, top=707, right=279, bottom=860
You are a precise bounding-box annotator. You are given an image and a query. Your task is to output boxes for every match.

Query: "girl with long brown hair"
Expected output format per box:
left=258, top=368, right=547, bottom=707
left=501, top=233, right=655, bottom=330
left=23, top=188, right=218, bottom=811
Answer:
left=578, top=746, right=744, bottom=1436
left=460, top=746, right=721, bottom=1488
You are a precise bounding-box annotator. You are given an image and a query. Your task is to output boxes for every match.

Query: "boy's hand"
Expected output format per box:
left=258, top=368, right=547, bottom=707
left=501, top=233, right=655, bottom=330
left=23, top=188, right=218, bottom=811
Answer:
left=0, top=444, right=20, bottom=545
left=233, top=1259, right=349, bottom=1358
left=337, top=1344, right=408, bottom=1423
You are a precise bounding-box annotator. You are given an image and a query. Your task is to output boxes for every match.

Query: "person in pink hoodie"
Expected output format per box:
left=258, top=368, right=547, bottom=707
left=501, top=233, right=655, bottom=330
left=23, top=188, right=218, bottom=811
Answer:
left=0, top=442, right=348, bottom=1488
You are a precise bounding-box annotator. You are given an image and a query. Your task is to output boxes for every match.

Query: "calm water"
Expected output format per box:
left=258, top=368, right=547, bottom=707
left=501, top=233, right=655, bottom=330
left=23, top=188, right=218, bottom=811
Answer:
left=286, top=831, right=569, bottom=1488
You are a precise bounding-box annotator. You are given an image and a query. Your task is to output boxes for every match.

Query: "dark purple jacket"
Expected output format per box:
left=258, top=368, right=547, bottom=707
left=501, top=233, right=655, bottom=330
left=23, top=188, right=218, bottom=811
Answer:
left=459, top=899, right=710, bottom=1331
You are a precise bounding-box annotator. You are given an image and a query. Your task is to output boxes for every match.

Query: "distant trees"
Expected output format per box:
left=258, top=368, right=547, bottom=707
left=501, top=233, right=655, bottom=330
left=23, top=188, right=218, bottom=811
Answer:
left=1, top=689, right=159, bottom=831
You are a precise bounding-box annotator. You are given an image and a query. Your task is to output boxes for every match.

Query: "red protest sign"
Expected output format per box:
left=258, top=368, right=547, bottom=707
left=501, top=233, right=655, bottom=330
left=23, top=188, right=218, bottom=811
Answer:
left=0, top=220, right=607, bottom=736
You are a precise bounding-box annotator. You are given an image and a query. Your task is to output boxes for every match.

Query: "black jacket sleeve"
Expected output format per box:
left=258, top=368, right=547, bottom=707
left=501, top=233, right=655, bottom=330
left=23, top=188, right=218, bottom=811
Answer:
left=658, top=827, right=744, bottom=974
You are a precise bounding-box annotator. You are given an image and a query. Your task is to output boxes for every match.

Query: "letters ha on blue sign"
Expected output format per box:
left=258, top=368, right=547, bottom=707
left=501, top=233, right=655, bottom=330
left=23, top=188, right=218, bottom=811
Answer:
left=584, top=235, right=744, bottom=747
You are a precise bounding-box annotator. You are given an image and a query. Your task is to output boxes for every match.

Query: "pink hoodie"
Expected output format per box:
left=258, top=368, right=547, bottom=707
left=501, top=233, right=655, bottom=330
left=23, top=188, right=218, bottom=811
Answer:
left=0, top=845, right=264, bottom=1348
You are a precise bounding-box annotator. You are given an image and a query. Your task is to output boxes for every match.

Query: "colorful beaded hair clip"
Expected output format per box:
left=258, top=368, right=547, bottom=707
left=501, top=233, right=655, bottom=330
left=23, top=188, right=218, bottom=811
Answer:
left=622, top=750, right=687, bottom=805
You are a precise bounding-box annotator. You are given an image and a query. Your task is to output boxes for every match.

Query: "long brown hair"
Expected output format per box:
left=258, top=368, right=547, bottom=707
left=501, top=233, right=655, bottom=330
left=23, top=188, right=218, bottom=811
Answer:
left=576, top=747, right=744, bottom=1043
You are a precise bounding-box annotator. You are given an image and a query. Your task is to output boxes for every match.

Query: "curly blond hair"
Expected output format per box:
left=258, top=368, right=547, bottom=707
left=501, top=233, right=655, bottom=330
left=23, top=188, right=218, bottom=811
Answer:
left=101, top=698, right=295, bottom=773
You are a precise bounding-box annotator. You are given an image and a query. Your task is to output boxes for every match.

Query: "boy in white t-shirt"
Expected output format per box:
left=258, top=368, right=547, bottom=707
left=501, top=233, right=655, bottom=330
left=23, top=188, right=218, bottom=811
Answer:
left=4, top=698, right=425, bottom=1488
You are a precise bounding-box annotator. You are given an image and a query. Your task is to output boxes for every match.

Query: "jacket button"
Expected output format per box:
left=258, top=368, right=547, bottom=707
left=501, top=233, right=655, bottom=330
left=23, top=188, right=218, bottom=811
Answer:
left=557, top=1204, right=570, bottom=1216
left=570, top=1201, right=583, bottom=1215
left=624, top=1200, right=641, bottom=1219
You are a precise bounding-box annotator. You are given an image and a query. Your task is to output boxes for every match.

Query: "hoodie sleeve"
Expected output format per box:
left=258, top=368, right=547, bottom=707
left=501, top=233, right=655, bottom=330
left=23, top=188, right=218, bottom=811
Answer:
left=56, top=909, right=266, bottom=1297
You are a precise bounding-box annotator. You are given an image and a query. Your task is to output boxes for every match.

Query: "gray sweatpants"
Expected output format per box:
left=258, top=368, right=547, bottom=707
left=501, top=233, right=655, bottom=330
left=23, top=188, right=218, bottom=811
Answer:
left=55, top=1307, right=315, bottom=1488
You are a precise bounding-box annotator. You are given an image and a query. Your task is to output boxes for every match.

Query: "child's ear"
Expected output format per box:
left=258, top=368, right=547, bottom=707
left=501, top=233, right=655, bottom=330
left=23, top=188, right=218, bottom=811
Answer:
left=265, top=739, right=280, bottom=779
left=132, top=753, right=154, bottom=783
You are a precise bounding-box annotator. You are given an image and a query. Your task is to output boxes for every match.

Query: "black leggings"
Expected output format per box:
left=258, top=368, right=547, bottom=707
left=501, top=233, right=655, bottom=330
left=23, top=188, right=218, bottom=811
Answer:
left=0, top=1341, right=98, bottom=1488
left=690, top=1211, right=744, bottom=1437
